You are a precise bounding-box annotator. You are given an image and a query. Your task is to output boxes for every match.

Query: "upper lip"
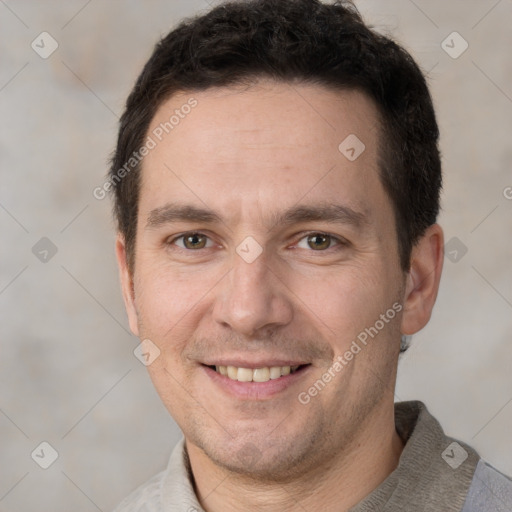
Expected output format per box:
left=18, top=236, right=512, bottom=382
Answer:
left=201, top=359, right=310, bottom=369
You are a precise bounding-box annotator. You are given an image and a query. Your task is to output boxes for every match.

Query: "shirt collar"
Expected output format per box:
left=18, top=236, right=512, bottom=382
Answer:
left=159, top=401, right=479, bottom=511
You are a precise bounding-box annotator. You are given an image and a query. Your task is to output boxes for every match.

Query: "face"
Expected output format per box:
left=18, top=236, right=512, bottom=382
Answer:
left=117, top=80, right=413, bottom=481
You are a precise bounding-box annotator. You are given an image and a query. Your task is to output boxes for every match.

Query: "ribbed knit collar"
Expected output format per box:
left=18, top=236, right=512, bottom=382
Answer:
left=160, top=401, right=479, bottom=511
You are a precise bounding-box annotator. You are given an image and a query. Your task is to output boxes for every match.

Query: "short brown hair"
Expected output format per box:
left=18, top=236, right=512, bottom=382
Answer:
left=108, top=0, right=442, bottom=276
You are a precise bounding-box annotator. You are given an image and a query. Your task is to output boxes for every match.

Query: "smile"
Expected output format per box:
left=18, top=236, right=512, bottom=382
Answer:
left=201, top=362, right=312, bottom=400
left=210, top=364, right=306, bottom=383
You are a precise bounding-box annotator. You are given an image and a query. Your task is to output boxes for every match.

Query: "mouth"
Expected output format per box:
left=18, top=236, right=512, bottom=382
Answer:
left=204, top=364, right=310, bottom=383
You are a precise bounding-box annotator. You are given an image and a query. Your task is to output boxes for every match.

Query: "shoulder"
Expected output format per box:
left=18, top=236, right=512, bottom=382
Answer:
left=112, top=470, right=166, bottom=512
left=462, top=459, right=512, bottom=512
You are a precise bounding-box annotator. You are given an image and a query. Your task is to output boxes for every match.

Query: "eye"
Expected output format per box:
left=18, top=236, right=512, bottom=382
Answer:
left=296, top=232, right=344, bottom=251
left=170, top=232, right=214, bottom=250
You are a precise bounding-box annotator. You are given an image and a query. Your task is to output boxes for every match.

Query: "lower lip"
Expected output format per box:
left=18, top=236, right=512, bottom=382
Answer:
left=203, top=365, right=311, bottom=400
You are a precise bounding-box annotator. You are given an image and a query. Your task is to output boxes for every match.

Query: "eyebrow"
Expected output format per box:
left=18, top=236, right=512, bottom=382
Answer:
left=145, top=202, right=369, bottom=231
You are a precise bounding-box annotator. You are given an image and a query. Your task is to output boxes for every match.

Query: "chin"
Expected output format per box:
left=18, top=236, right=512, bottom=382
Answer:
left=194, top=427, right=324, bottom=483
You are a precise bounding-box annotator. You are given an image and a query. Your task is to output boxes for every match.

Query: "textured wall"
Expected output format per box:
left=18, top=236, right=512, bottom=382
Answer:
left=1, top=1, right=511, bottom=510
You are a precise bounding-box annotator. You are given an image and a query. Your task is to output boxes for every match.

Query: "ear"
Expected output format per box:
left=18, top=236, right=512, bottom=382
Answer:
left=115, top=233, right=139, bottom=337
left=400, top=223, right=444, bottom=336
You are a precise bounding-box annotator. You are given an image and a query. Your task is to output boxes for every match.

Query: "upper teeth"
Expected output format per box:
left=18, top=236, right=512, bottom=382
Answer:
left=216, top=365, right=300, bottom=383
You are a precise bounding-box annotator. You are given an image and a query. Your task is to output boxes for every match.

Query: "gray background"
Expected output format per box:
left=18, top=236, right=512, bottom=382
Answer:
left=1, top=0, right=511, bottom=510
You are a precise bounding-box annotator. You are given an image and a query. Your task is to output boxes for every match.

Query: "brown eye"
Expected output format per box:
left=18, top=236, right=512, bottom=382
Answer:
left=173, top=232, right=211, bottom=250
left=306, top=233, right=332, bottom=250
left=295, top=232, right=346, bottom=252
left=184, top=233, right=207, bottom=249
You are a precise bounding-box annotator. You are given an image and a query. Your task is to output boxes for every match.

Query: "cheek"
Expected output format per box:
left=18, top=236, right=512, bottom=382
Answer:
left=134, top=262, right=214, bottom=342
left=288, top=262, right=399, bottom=354
left=292, top=263, right=384, bottom=318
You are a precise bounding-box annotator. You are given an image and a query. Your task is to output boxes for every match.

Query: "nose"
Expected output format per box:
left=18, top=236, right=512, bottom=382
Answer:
left=212, top=250, right=294, bottom=337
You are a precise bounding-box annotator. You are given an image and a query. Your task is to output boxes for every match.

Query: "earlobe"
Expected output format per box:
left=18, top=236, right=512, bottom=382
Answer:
left=400, top=223, right=444, bottom=336
left=115, top=234, right=140, bottom=337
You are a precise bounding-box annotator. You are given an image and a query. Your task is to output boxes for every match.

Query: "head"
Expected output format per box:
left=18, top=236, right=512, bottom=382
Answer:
left=111, top=0, right=443, bottom=482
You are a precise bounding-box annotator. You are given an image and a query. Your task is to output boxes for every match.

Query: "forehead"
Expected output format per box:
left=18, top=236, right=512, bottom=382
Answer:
left=138, top=80, right=389, bottom=227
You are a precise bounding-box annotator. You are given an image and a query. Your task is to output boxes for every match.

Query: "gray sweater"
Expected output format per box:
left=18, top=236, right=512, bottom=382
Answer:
left=113, top=401, right=512, bottom=511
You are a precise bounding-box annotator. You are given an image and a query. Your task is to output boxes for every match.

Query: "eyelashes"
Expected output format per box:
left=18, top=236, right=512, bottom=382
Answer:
left=295, top=232, right=346, bottom=251
left=170, top=232, right=214, bottom=250
left=166, top=231, right=348, bottom=253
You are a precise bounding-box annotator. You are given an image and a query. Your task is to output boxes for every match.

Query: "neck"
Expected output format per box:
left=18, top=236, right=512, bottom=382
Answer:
left=187, top=402, right=404, bottom=512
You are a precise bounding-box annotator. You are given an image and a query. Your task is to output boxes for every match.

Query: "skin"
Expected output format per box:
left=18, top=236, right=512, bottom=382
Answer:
left=116, top=79, right=444, bottom=511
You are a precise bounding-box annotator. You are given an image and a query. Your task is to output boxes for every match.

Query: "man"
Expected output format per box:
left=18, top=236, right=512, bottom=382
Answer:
left=108, top=0, right=512, bottom=510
